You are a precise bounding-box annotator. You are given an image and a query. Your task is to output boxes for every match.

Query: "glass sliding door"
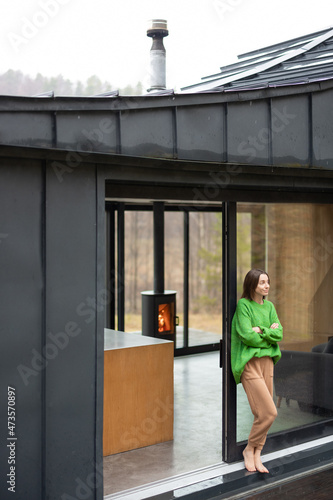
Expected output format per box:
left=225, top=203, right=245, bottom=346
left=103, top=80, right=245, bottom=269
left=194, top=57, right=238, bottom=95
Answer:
left=188, top=211, right=223, bottom=347
left=107, top=203, right=223, bottom=354
left=233, top=202, right=333, bottom=455
left=165, top=211, right=184, bottom=348
left=124, top=210, right=153, bottom=334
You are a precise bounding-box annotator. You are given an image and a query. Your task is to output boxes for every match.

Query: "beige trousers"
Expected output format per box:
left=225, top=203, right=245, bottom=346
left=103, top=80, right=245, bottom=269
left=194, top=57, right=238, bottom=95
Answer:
left=241, top=356, right=278, bottom=450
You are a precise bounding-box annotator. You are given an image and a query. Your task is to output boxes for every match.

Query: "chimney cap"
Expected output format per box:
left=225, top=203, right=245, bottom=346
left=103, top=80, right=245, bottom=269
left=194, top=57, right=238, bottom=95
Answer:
left=147, top=19, right=169, bottom=38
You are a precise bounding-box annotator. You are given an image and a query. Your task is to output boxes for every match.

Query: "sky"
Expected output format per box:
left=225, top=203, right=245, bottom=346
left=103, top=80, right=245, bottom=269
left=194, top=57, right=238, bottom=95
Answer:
left=2, top=0, right=333, bottom=92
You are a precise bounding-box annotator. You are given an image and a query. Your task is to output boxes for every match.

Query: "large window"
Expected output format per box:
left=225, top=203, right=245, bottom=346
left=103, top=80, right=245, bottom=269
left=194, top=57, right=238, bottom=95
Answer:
left=165, top=211, right=184, bottom=348
left=107, top=203, right=222, bottom=354
left=188, top=212, right=222, bottom=347
left=124, top=210, right=153, bottom=333
left=236, top=203, right=333, bottom=443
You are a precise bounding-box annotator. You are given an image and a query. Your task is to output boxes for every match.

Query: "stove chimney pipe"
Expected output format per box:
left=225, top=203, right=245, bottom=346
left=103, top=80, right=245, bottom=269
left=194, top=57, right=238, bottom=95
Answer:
left=147, top=19, right=168, bottom=92
left=153, top=202, right=165, bottom=294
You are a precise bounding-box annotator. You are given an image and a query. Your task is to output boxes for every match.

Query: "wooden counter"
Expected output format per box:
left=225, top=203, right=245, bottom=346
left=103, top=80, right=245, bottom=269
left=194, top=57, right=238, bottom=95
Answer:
left=103, top=329, right=174, bottom=456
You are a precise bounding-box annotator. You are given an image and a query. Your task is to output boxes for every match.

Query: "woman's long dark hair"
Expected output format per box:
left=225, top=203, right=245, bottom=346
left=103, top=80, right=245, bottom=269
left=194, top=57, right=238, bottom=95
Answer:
left=241, top=269, right=270, bottom=301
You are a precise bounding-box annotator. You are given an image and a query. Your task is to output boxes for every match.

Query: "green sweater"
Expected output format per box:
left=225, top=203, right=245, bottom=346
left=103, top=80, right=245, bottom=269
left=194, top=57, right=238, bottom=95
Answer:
left=231, top=298, right=283, bottom=384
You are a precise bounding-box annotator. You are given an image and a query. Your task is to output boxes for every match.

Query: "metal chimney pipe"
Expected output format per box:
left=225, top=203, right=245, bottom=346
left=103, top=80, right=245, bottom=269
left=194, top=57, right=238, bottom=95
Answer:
left=153, top=202, right=165, bottom=294
left=147, top=19, right=168, bottom=92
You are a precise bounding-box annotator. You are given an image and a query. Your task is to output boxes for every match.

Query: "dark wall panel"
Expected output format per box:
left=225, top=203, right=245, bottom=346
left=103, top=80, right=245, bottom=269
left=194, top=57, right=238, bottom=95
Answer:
left=0, top=112, right=53, bottom=148
left=313, top=88, right=333, bottom=168
left=177, top=104, right=226, bottom=161
left=227, top=100, right=270, bottom=165
left=56, top=112, right=118, bottom=153
left=121, top=108, right=174, bottom=157
left=272, top=95, right=310, bottom=166
left=45, top=160, right=100, bottom=499
left=0, top=159, right=43, bottom=499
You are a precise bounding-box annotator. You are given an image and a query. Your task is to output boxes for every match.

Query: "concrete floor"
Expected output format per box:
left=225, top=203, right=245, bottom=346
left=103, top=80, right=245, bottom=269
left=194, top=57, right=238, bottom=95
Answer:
left=103, top=351, right=222, bottom=496
left=103, top=350, right=328, bottom=497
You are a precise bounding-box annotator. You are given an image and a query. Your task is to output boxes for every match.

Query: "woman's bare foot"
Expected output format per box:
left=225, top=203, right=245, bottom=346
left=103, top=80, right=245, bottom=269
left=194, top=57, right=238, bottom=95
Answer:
left=243, top=445, right=256, bottom=472
left=254, top=449, right=269, bottom=473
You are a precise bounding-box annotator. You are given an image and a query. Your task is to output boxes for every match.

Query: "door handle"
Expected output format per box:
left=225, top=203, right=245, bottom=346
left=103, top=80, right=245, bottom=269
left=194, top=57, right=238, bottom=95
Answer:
left=219, top=339, right=223, bottom=368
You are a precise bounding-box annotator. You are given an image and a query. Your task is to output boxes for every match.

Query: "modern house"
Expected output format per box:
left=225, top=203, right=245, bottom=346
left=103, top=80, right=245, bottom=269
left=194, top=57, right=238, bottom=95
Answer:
left=0, top=26, right=333, bottom=499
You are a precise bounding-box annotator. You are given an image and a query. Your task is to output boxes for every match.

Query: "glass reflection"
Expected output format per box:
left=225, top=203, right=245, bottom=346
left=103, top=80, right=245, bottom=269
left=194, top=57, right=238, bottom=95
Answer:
left=237, top=203, right=333, bottom=443
left=188, top=212, right=222, bottom=346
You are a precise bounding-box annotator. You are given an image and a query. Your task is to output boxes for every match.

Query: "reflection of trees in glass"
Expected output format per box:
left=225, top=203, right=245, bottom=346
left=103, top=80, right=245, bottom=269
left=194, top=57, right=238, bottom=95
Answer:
left=165, top=213, right=184, bottom=309
left=191, top=212, right=252, bottom=310
left=251, top=207, right=266, bottom=270
left=125, top=212, right=153, bottom=314
left=125, top=211, right=183, bottom=315
left=237, top=213, right=251, bottom=297
left=124, top=210, right=254, bottom=315
left=236, top=205, right=266, bottom=298
left=195, top=213, right=222, bottom=313
left=127, top=211, right=139, bottom=313
left=270, top=204, right=314, bottom=342
left=122, top=204, right=333, bottom=343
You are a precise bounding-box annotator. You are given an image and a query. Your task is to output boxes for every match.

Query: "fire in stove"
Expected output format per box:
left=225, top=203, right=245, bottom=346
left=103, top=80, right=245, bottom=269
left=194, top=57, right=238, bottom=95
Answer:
left=158, top=304, right=172, bottom=333
left=141, top=291, right=177, bottom=344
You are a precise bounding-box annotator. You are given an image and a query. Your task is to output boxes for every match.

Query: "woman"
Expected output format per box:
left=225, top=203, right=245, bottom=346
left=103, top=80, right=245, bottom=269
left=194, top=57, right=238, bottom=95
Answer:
left=231, top=269, right=283, bottom=473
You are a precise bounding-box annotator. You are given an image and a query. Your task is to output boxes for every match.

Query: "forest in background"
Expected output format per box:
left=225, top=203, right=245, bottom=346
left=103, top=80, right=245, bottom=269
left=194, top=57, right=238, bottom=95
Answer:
left=125, top=212, right=224, bottom=314
left=0, top=69, right=143, bottom=96
left=124, top=211, right=225, bottom=334
left=123, top=210, right=251, bottom=334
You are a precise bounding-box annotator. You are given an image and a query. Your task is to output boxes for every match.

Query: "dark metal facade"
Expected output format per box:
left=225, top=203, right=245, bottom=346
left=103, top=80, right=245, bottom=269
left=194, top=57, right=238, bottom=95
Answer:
left=0, top=149, right=105, bottom=499
left=0, top=78, right=333, bottom=170
left=1, top=145, right=333, bottom=499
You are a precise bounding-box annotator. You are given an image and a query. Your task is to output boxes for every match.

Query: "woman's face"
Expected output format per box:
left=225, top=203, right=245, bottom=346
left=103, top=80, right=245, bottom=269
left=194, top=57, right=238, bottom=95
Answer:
left=254, top=274, right=270, bottom=299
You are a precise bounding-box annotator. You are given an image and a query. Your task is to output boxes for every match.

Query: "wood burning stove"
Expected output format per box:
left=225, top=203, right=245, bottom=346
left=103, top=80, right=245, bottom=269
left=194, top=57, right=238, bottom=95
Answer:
left=141, top=290, right=177, bottom=344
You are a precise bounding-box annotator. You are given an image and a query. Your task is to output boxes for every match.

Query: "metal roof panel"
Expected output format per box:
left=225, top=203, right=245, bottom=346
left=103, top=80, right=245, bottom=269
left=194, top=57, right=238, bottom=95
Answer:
left=181, top=27, right=333, bottom=93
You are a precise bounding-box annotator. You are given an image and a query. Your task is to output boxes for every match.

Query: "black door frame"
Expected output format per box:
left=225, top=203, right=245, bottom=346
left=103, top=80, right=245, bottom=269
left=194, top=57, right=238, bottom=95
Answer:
left=222, top=201, right=237, bottom=462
